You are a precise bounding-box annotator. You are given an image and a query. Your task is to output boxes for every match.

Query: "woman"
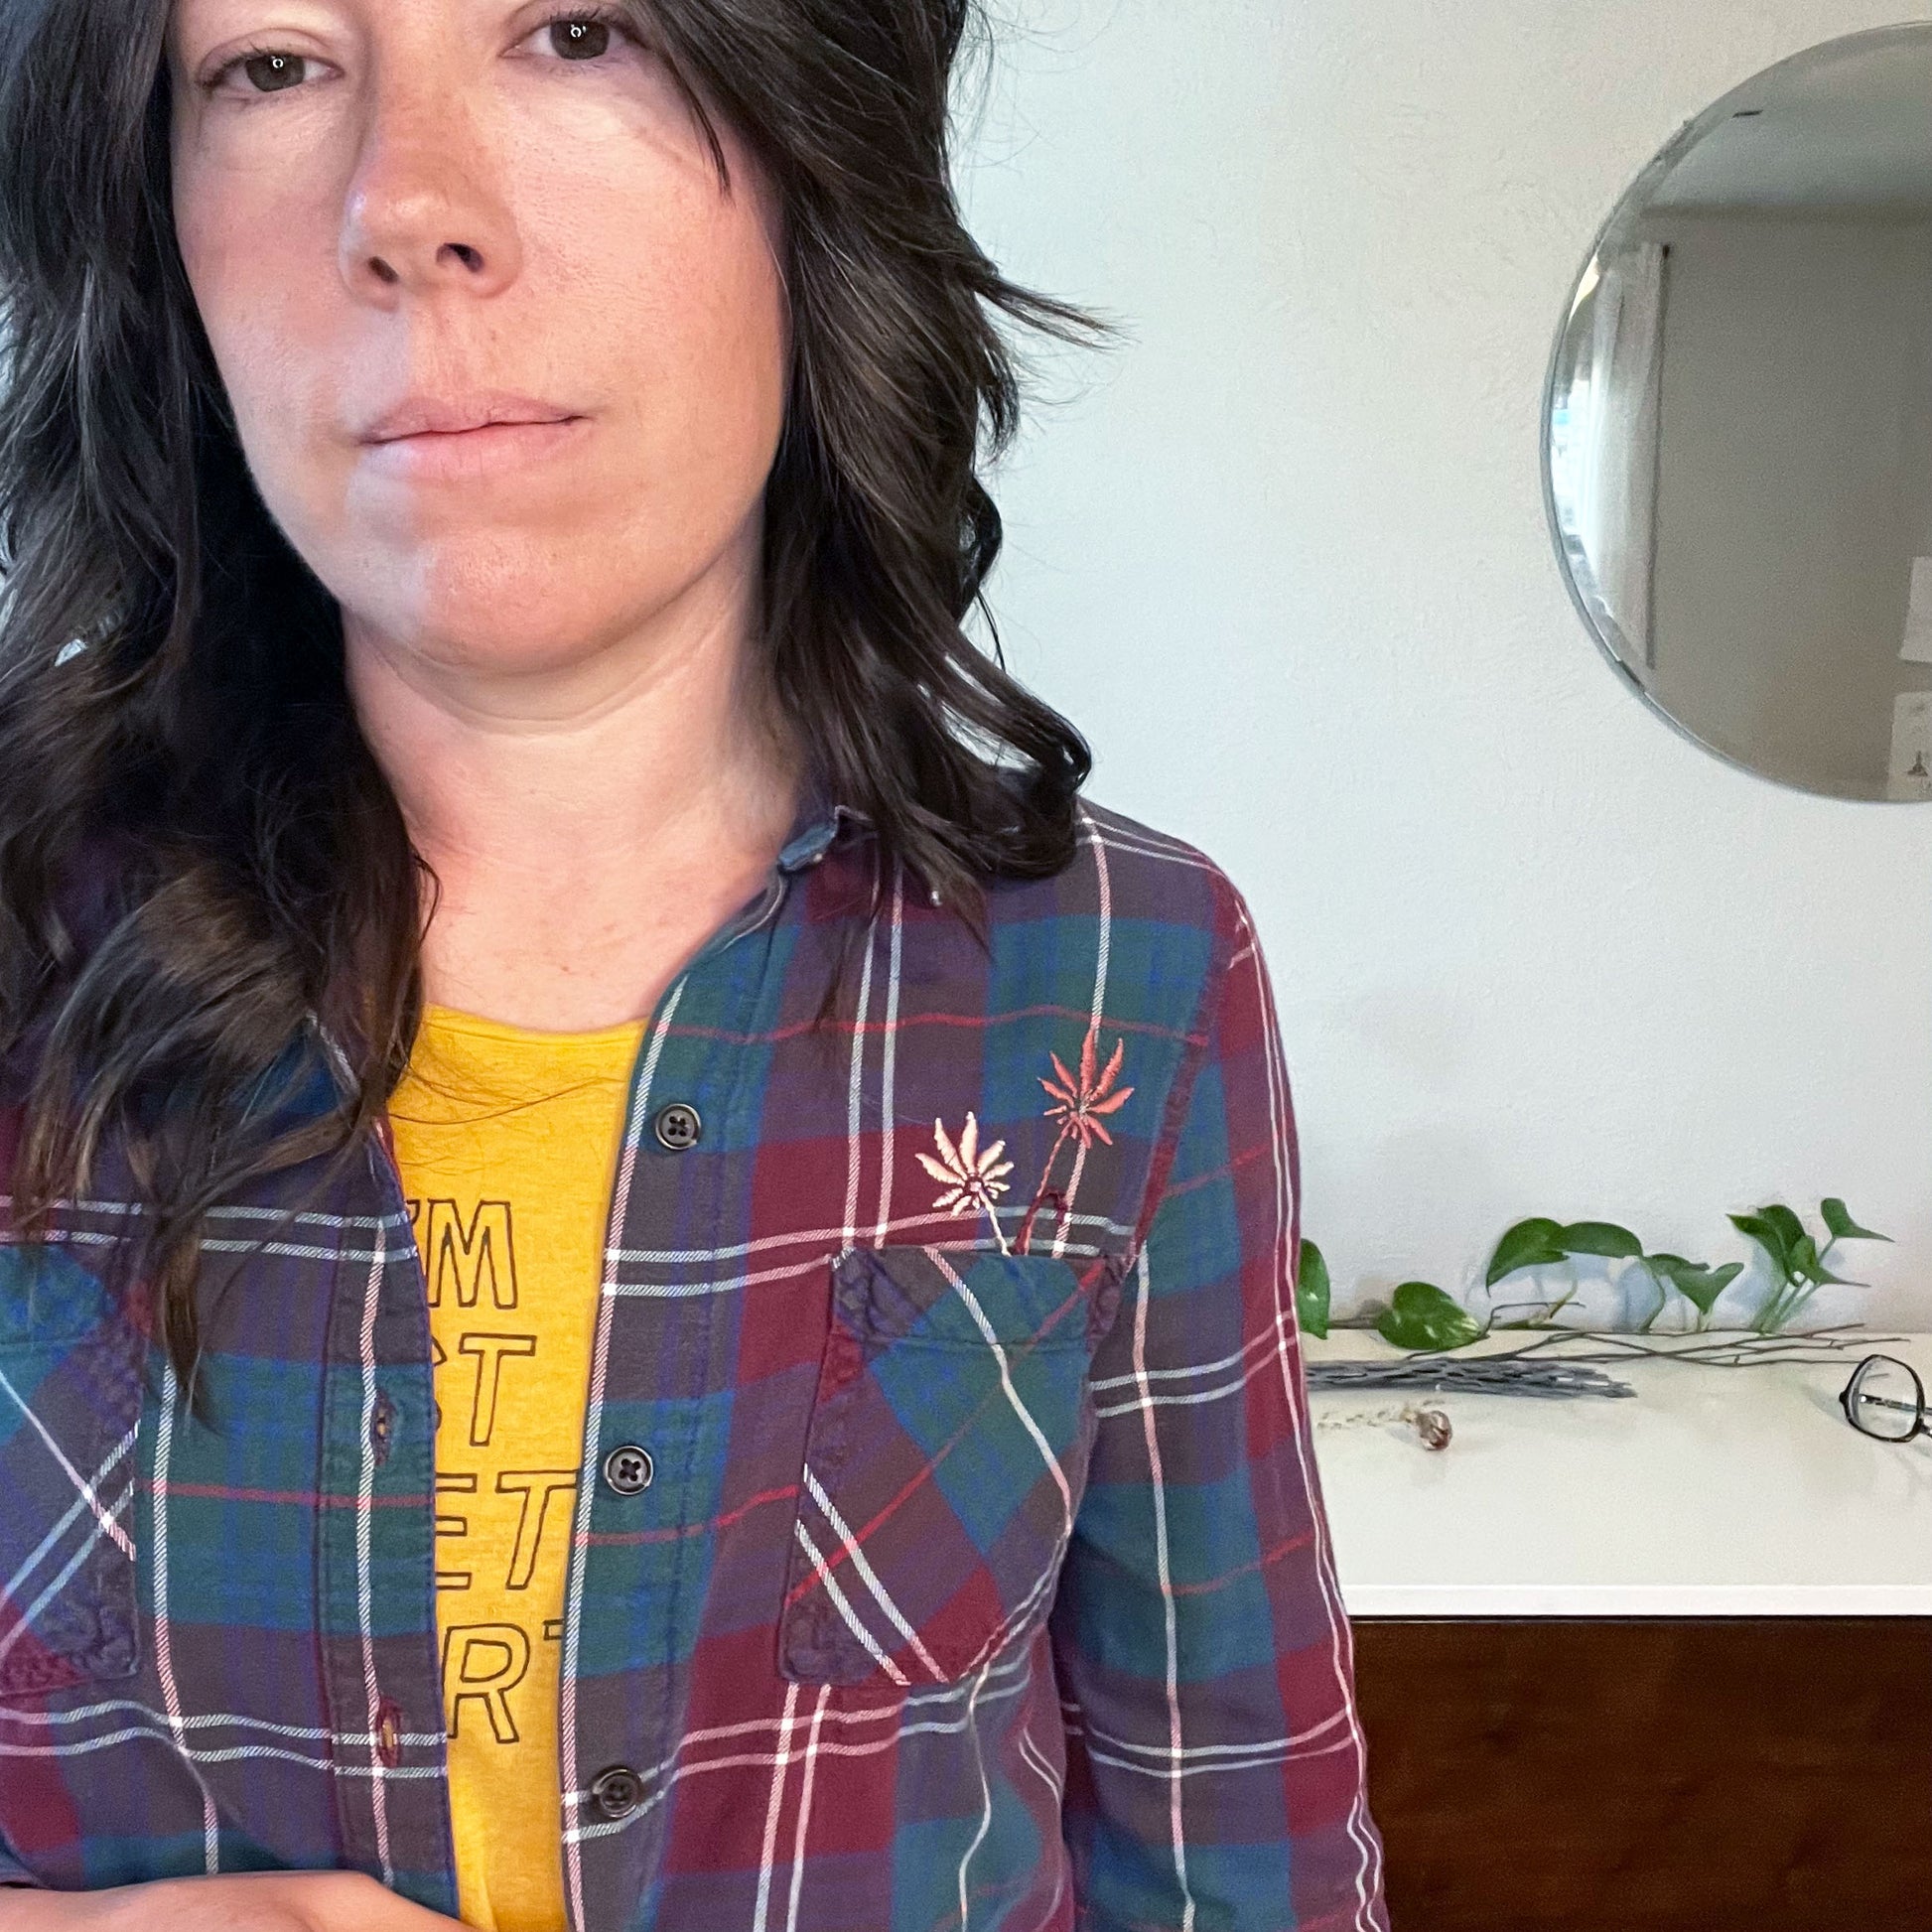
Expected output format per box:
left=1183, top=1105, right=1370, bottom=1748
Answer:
left=0, top=0, right=1388, bottom=1927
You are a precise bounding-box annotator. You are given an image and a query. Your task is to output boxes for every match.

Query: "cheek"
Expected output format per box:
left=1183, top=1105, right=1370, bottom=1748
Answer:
left=172, top=159, right=342, bottom=493
left=172, top=141, right=263, bottom=363
left=648, top=232, right=789, bottom=465
left=173, top=164, right=351, bottom=536
left=657, top=222, right=788, bottom=533
left=526, top=141, right=790, bottom=466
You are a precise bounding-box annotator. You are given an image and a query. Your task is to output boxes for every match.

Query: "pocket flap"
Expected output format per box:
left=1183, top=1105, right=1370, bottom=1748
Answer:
left=832, top=1244, right=1112, bottom=1352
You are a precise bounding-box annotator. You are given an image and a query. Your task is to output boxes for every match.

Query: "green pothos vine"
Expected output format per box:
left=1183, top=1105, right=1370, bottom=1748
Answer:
left=1295, top=1198, right=1888, bottom=1350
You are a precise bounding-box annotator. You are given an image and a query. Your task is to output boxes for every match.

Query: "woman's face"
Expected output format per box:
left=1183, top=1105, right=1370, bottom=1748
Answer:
left=168, top=2, right=790, bottom=675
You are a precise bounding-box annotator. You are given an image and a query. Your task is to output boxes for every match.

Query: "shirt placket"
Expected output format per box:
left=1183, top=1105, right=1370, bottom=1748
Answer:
left=558, top=836, right=843, bottom=1932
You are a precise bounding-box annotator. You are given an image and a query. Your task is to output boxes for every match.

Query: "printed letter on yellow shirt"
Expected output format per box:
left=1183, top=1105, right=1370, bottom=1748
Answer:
left=388, top=1005, right=645, bottom=1932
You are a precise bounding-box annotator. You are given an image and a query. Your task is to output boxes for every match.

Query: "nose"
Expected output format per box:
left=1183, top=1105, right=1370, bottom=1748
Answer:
left=339, top=90, right=521, bottom=305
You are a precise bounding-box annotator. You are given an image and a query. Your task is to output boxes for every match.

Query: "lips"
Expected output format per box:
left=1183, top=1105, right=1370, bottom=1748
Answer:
left=359, top=393, right=581, bottom=444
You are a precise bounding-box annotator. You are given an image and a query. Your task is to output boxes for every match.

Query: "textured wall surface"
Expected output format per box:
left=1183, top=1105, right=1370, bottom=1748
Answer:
left=954, top=0, right=1932, bottom=1328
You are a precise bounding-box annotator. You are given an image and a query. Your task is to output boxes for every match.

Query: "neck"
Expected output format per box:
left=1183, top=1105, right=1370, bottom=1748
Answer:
left=343, top=546, right=806, bottom=1031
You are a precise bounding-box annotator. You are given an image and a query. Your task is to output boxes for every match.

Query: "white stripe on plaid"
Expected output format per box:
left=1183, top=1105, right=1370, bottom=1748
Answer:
left=0, top=1362, right=136, bottom=1563
left=563, top=1648, right=1032, bottom=1796
left=0, top=1725, right=444, bottom=1773
left=750, top=1681, right=800, bottom=1932
left=1090, top=1322, right=1280, bottom=1393
left=0, top=1196, right=398, bottom=1229
left=1091, top=1330, right=1294, bottom=1419
left=797, top=1466, right=942, bottom=1680
left=780, top=1684, right=832, bottom=1932
left=154, top=1358, right=220, bottom=1873
left=563, top=1659, right=1038, bottom=1850
left=0, top=1696, right=438, bottom=1745
left=0, top=1424, right=137, bottom=1657
left=790, top=1519, right=912, bottom=1688
left=837, top=853, right=882, bottom=1254
left=953, top=1659, right=997, bottom=1932
left=1241, top=899, right=1388, bottom=1929
left=1128, top=1239, right=1196, bottom=1930
left=1084, top=821, right=1223, bottom=869
left=353, top=1219, right=397, bottom=1887
left=1082, top=1733, right=1364, bottom=1779
left=928, top=1252, right=1074, bottom=1527
left=17, top=1210, right=1129, bottom=1272
left=1046, top=805, right=1113, bottom=1265
left=870, top=863, right=905, bottom=1250
left=0, top=1487, right=132, bottom=1674
left=1081, top=1707, right=1356, bottom=1768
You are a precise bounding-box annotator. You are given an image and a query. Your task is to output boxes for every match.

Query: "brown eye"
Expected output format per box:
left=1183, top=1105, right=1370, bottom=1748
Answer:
left=549, top=19, right=612, bottom=59
left=242, top=52, right=306, bottom=92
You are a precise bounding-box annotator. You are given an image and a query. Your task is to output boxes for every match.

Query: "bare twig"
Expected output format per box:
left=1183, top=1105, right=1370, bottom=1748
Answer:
left=1305, top=1325, right=1903, bottom=1400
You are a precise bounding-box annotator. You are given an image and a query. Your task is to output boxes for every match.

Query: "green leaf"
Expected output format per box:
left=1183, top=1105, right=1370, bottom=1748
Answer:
left=1647, top=1256, right=1743, bottom=1315
left=1762, top=1204, right=1808, bottom=1258
left=1558, top=1221, right=1644, bottom=1260
left=1296, top=1238, right=1331, bottom=1341
left=1375, top=1282, right=1485, bottom=1352
left=1821, top=1198, right=1889, bottom=1244
left=1729, top=1211, right=1795, bottom=1277
left=1485, top=1218, right=1569, bottom=1287
left=1784, top=1236, right=1853, bottom=1289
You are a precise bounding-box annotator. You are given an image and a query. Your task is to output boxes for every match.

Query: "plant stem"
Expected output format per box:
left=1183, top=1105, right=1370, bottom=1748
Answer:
left=1636, top=1261, right=1668, bottom=1335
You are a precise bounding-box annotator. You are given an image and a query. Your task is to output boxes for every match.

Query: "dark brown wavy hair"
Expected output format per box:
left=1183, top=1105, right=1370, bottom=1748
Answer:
left=0, top=0, right=1105, bottom=1393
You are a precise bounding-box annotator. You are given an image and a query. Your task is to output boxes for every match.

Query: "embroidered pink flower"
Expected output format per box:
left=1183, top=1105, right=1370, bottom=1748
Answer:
left=917, top=1111, right=1016, bottom=1245
left=1039, top=1023, right=1135, bottom=1150
left=917, top=1027, right=1137, bottom=1257
left=1014, top=1021, right=1136, bottom=1255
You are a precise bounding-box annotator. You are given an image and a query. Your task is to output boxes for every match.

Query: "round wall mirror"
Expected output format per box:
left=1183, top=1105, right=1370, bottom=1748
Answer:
left=1544, top=24, right=1932, bottom=801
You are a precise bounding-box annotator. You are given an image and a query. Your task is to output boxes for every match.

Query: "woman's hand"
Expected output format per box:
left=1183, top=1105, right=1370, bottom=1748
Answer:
left=0, top=1870, right=465, bottom=1930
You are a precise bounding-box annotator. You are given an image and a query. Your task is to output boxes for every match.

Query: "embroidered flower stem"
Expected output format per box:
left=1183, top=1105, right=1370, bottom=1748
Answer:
left=918, top=1021, right=1135, bottom=1257
left=1017, top=1020, right=1134, bottom=1257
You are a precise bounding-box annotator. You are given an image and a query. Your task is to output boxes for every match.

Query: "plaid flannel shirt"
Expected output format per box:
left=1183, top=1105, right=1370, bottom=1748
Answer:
left=0, top=783, right=1388, bottom=1931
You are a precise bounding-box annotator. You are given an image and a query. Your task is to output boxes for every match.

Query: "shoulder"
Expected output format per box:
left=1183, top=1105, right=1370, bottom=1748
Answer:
left=949, top=790, right=1268, bottom=1135
left=980, top=789, right=1254, bottom=998
left=1068, top=792, right=1248, bottom=930
left=957, top=793, right=1270, bottom=1259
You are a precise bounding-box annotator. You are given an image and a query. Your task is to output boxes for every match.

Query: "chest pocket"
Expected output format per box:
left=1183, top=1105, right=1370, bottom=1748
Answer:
left=778, top=1243, right=1124, bottom=1690
left=0, top=1242, right=144, bottom=1696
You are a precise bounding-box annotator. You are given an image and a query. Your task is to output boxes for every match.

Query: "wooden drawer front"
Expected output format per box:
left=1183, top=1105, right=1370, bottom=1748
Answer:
left=1353, top=1617, right=1932, bottom=1931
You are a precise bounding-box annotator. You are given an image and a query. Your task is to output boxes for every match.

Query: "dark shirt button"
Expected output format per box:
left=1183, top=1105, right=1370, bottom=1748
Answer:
left=652, top=1101, right=702, bottom=1152
left=603, top=1444, right=654, bottom=1496
left=590, top=1764, right=643, bottom=1820
left=369, top=1389, right=396, bottom=1464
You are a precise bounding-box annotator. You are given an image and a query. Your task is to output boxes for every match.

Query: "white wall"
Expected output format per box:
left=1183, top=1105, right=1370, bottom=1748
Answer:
left=954, top=0, right=1932, bottom=1330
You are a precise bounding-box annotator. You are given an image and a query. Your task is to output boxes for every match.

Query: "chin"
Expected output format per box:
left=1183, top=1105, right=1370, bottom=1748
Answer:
left=346, top=527, right=710, bottom=669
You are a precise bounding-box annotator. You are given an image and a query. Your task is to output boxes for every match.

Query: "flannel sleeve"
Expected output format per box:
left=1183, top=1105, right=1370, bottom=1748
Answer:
left=1047, top=873, right=1390, bottom=1932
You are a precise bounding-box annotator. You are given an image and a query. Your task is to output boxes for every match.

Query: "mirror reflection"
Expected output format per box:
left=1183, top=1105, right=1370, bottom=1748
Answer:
left=1546, top=25, right=1932, bottom=800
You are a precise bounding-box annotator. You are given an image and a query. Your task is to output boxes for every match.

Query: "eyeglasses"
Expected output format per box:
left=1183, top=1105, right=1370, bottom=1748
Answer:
left=1840, top=1353, right=1929, bottom=1443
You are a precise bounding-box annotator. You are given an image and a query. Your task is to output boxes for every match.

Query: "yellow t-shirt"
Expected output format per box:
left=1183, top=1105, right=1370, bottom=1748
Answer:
left=387, top=1003, right=646, bottom=1932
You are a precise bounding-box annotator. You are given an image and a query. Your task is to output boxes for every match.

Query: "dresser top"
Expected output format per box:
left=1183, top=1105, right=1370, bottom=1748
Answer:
left=1306, top=1329, right=1932, bottom=1616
